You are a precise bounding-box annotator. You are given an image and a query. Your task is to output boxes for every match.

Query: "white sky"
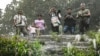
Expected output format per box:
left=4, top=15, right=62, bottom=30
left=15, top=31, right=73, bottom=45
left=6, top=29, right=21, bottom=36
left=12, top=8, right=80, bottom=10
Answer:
left=0, top=0, right=12, bottom=12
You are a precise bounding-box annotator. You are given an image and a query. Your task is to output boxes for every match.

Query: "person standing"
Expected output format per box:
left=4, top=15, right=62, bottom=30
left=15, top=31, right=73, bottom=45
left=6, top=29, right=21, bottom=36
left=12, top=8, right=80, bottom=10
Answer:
left=51, top=16, right=61, bottom=33
left=13, top=10, right=28, bottom=36
left=27, top=23, right=37, bottom=38
left=34, top=14, right=46, bottom=35
left=64, top=8, right=76, bottom=34
left=49, top=7, right=61, bottom=33
left=77, top=3, right=91, bottom=34
left=57, top=10, right=63, bottom=34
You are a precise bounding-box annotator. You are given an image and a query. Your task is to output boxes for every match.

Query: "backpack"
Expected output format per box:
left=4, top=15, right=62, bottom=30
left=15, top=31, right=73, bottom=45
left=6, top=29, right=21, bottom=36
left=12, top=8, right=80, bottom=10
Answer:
left=51, top=16, right=60, bottom=27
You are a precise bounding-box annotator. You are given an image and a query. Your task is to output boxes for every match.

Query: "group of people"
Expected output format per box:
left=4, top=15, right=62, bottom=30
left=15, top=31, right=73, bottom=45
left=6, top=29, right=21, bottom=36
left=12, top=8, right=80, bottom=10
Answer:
left=49, top=3, right=91, bottom=34
left=14, top=12, right=46, bottom=37
left=13, top=3, right=91, bottom=37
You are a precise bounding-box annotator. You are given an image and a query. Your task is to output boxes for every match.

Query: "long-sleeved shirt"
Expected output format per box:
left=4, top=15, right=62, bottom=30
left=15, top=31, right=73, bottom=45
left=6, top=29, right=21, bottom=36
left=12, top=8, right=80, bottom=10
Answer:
left=64, top=14, right=76, bottom=27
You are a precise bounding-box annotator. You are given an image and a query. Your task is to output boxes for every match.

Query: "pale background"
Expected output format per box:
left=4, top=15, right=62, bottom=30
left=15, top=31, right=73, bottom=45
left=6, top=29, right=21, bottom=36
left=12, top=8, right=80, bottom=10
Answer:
left=0, top=0, right=12, bottom=12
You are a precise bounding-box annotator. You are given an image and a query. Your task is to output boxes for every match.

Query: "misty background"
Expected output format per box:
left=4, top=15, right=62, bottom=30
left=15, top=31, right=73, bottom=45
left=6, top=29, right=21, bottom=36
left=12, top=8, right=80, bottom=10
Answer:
left=0, top=0, right=100, bottom=34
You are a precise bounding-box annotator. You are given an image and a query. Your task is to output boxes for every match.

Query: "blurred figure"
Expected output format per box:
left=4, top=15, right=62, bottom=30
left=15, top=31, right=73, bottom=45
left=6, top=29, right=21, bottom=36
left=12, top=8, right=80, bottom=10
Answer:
left=64, top=8, right=76, bottom=34
left=49, top=7, right=61, bottom=33
left=34, top=14, right=46, bottom=35
left=51, top=16, right=61, bottom=33
left=57, top=10, right=62, bottom=21
left=27, top=23, right=36, bottom=38
left=77, top=3, right=91, bottom=34
left=49, top=7, right=57, bottom=17
left=57, top=10, right=63, bottom=34
left=13, top=10, right=28, bottom=36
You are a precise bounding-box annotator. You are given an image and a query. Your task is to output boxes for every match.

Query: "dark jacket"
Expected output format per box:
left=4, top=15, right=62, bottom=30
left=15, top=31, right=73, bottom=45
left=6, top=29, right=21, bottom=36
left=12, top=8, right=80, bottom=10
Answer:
left=64, top=14, right=76, bottom=27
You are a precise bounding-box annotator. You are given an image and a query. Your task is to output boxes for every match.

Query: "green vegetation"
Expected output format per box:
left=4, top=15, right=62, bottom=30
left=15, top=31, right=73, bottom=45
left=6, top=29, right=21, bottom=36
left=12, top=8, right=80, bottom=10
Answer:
left=0, top=36, right=42, bottom=56
left=62, top=47, right=96, bottom=56
left=0, top=0, right=100, bottom=34
left=0, top=33, right=100, bottom=56
left=0, top=0, right=100, bottom=56
left=50, top=32, right=61, bottom=42
left=87, top=31, right=100, bottom=50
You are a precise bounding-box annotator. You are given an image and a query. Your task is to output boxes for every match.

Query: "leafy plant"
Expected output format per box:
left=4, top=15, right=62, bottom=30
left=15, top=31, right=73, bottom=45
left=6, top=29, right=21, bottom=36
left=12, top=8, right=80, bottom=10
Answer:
left=50, top=32, right=61, bottom=42
left=0, top=36, right=42, bottom=56
left=87, top=31, right=100, bottom=50
left=61, top=47, right=96, bottom=56
left=86, top=31, right=97, bottom=39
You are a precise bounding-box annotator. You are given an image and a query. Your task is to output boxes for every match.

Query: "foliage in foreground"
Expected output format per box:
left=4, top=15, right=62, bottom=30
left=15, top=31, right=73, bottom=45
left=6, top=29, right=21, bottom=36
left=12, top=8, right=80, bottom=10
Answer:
left=0, top=36, right=42, bottom=56
left=0, top=32, right=100, bottom=56
left=62, top=47, right=96, bottom=56
left=87, top=31, right=100, bottom=50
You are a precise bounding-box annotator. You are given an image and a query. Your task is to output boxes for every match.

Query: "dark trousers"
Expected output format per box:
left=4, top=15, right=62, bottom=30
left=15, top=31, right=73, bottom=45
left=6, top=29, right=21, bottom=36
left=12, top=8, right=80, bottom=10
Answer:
left=63, top=25, right=75, bottom=34
left=16, top=26, right=28, bottom=36
left=79, top=19, right=90, bottom=34
left=51, top=24, right=59, bottom=33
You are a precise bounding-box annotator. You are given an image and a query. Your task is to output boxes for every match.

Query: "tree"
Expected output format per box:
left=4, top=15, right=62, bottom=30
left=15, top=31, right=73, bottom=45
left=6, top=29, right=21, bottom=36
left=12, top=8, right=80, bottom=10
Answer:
left=0, top=9, right=2, bottom=18
left=1, top=0, right=100, bottom=34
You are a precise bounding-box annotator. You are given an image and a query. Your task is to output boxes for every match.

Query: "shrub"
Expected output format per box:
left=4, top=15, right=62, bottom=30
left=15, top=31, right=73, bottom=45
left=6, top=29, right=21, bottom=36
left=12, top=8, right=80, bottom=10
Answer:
left=61, top=47, right=96, bottom=56
left=0, top=36, right=42, bottom=56
left=87, top=31, right=100, bottom=50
